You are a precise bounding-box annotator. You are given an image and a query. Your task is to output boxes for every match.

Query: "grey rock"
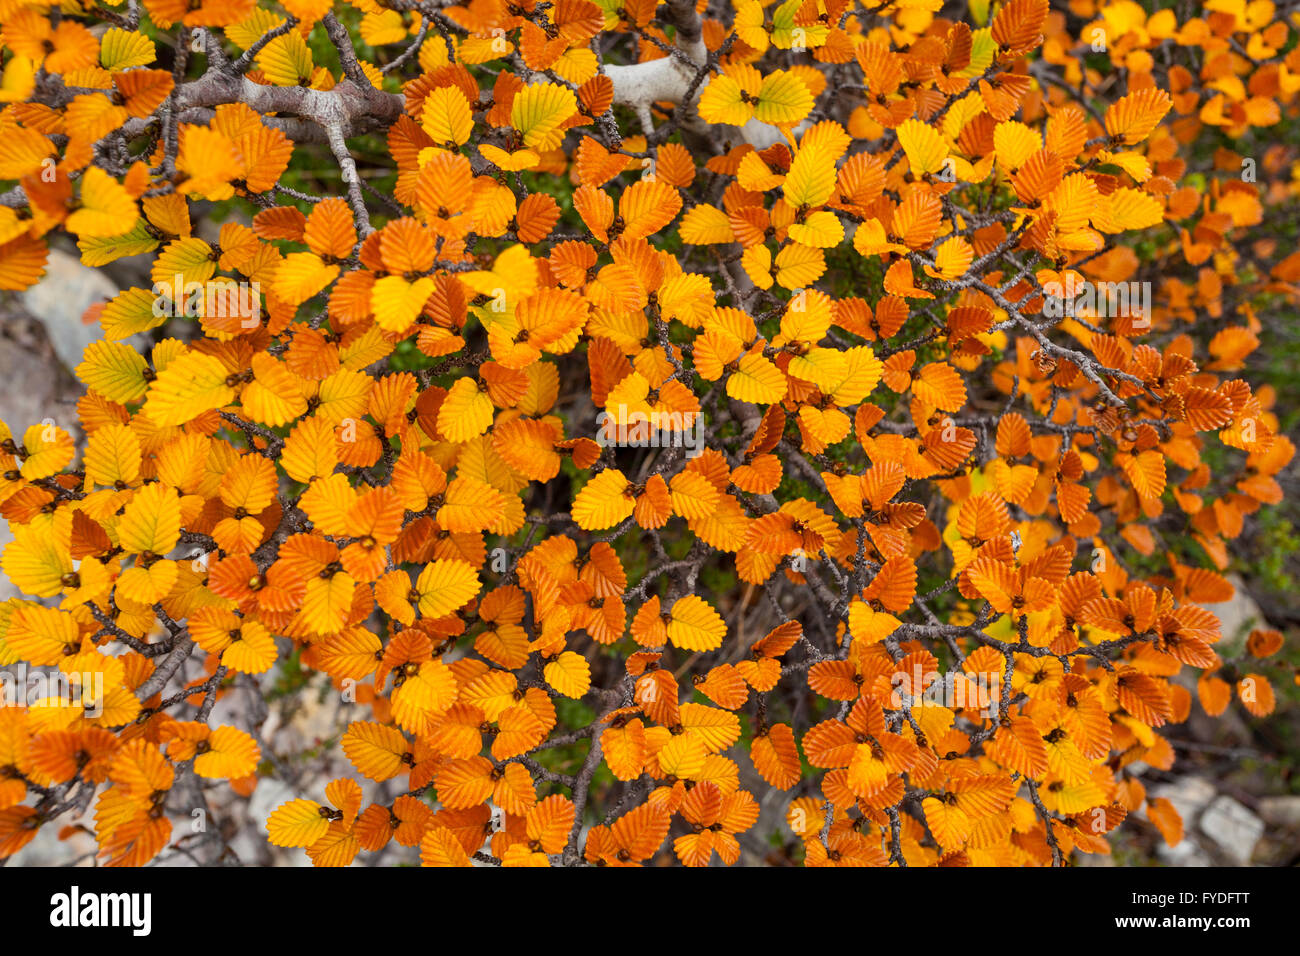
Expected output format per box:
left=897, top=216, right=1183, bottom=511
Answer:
left=1257, top=795, right=1300, bottom=829
left=1198, top=795, right=1264, bottom=865
left=1150, top=776, right=1217, bottom=828
left=1157, top=836, right=1215, bottom=866
left=1150, top=777, right=1219, bottom=865
left=19, top=248, right=121, bottom=371
left=0, top=311, right=80, bottom=432
left=1076, top=849, right=1117, bottom=866
left=0, top=312, right=83, bottom=602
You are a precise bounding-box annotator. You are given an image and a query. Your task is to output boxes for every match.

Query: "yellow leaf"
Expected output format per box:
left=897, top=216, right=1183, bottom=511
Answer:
left=784, top=143, right=837, bottom=208
left=100, top=28, right=156, bottom=70
left=437, top=377, right=494, bottom=442
left=544, top=651, right=591, bottom=698
left=76, top=340, right=148, bottom=403
left=669, top=471, right=722, bottom=520
left=667, top=595, right=726, bottom=651
left=727, top=352, right=788, bottom=404
left=787, top=347, right=848, bottom=391
left=19, top=423, right=75, bottom=480
left=0, top=515, right=71, bottom=598
left=267, top=799, right=330, bottom=847
left=755, top=70, right=813, bottom=126
left=511, top=83, right=577, bottom=151
left=897, top=118, right=949, bottom=176
left=144, top=351, right=236, bottom=426
left=66, top=167, right=137, bottom=238
left=415, top=558, right=481, bottom=618
left=258, top=32, right=314, bottom=86
left=787, top=210, right=843, bottom=248
left=194, top=725, right=260, bottom=779
left=371, top=274, right=435, bottom=333
left=571, top=469, right=636, bottom=530
left=118, top=482, right=182, bottom=555
left=391, top=659, right=459, bottom=732
left=422, top=85, right=474, bottom=147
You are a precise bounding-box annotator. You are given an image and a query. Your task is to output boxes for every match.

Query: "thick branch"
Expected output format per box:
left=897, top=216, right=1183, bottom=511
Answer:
left=602, top=0, right=781, bottom=148
left=176, top=72, right=405, bottom=138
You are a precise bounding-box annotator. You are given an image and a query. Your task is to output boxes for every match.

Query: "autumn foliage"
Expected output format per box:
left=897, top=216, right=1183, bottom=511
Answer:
left=0, top=0, right=1295, bottom=867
